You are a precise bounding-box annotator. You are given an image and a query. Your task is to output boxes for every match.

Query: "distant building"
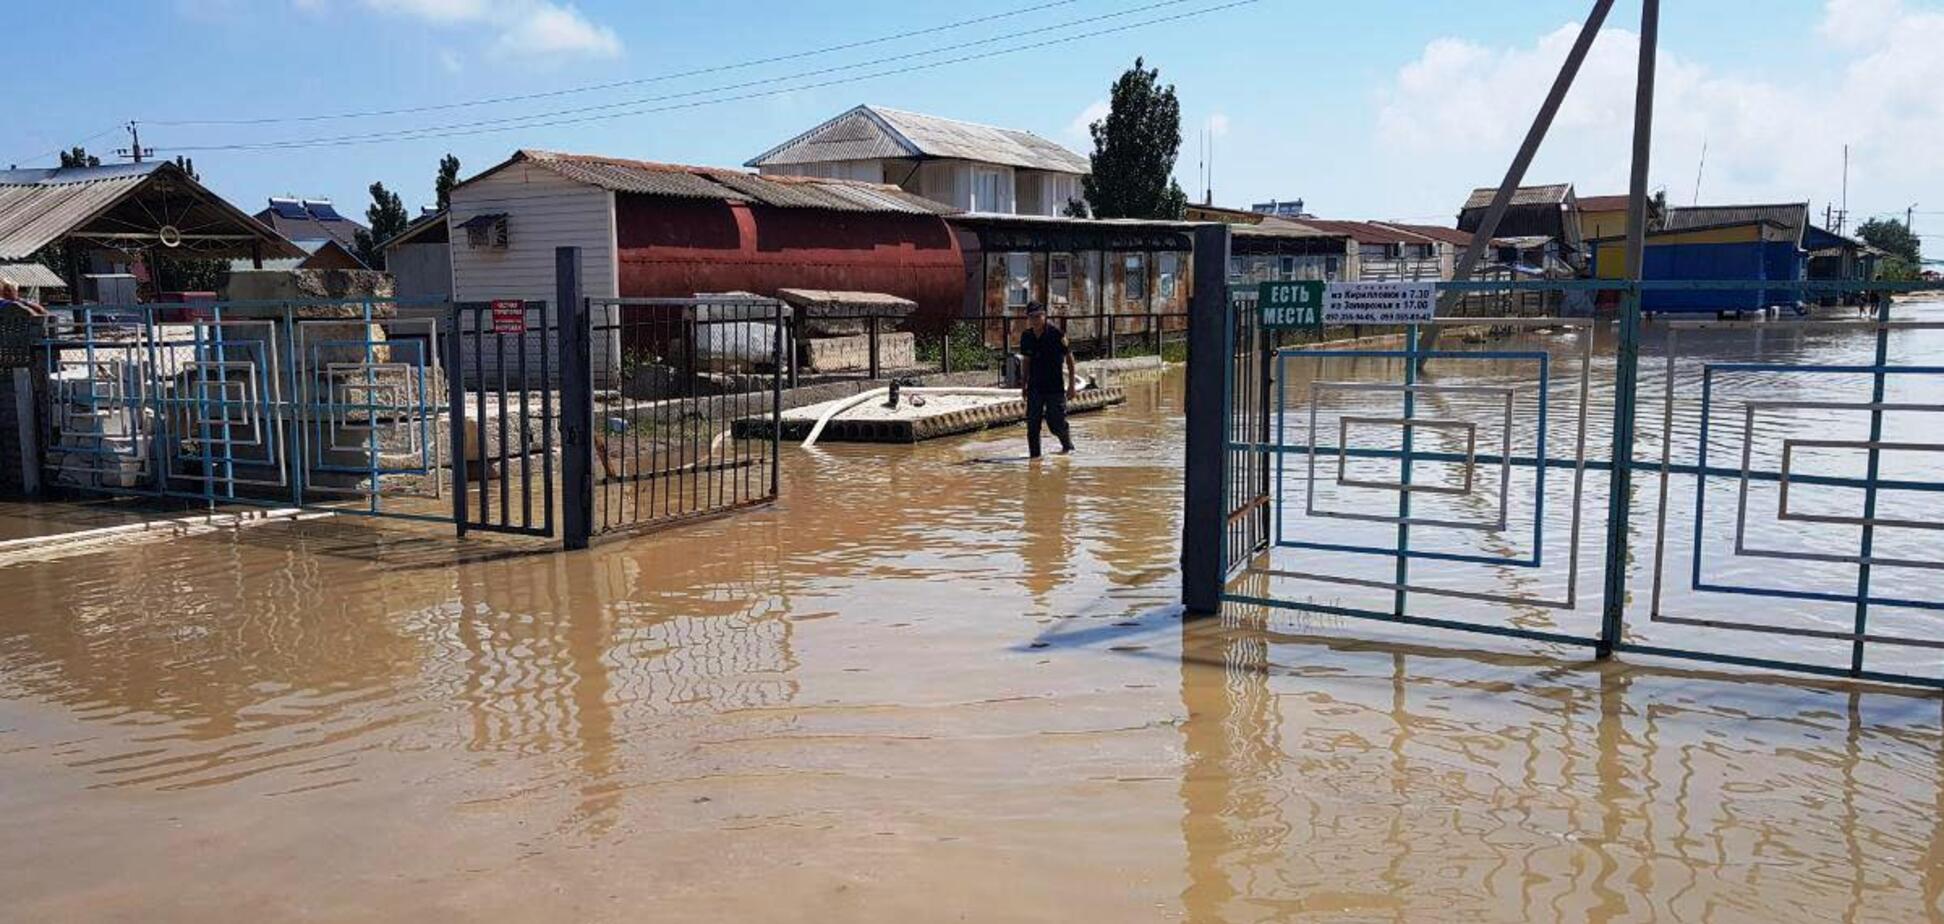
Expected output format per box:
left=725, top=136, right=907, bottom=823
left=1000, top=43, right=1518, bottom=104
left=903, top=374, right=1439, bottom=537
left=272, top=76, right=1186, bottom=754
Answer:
left=252, top=197, right=368, bottom=253
left=446, top=149, right=960, bottom=381
left=1457, top=184, right=1583, bottom=271
left=1588, top=203, right=1810, bottom=313
left=747, top=105, right=1088, bottom=217
left=382, top=210, right=451, bottom=301
left=1250, top=199, right=1310, bottom=219
left=226, top=237, right=366, bottom=272
left=1574, top=193, right=1666, bottom=243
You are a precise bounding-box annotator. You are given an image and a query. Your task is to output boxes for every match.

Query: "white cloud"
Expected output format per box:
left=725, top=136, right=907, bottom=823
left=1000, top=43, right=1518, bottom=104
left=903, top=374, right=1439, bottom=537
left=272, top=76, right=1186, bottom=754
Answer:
left=1372, top=1, right=1944, bottom=247
left=1067, top=99, right=1109, bottom=142
left=438, top=48, right=464, bottom=74
left=492, top=2, right=620, bottom=57
left=363, top=0, right=621, bottom=58
left=1205, top=112, right=1231, bottom=138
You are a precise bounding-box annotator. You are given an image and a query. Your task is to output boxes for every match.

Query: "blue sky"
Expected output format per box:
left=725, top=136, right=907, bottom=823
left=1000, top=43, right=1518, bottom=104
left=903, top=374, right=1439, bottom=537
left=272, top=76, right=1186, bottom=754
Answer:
left=6, top=0, right=1939, bottom=258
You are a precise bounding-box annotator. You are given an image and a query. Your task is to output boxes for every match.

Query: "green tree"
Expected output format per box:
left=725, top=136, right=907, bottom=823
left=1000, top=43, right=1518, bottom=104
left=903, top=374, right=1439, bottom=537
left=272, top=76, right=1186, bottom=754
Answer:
left=353, top=181, right=409, bottom=270
left=1078, top=57, right=1188, bottom=220
left=435, top=154, right=461, bottom=211
left=1857, top=217, right=1922, bottom=265
left=58, top=147, right=100, bottom=168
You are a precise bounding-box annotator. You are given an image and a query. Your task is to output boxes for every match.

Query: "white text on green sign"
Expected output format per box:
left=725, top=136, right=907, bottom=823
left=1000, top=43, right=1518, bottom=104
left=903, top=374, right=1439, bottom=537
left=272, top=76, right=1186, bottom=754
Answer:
left=1258, top=281, right=1325, bottom=329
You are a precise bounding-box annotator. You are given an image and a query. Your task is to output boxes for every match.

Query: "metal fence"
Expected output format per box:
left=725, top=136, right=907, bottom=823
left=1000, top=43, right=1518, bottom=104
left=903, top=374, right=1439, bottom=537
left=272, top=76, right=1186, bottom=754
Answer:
left=1197, top=276, right=1944, bottom=689
left=40, top=299, right=453, bottom=523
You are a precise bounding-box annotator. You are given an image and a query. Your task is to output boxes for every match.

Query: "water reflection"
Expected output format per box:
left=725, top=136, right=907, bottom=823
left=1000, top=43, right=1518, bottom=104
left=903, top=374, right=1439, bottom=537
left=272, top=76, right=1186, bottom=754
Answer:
left=1177, top=600, right=1944, bottom=922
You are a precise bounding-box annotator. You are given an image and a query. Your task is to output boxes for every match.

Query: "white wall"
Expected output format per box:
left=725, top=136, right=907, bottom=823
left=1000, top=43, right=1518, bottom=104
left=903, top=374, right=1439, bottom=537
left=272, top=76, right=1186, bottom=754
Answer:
left=449, top=163, right=618, bottom=384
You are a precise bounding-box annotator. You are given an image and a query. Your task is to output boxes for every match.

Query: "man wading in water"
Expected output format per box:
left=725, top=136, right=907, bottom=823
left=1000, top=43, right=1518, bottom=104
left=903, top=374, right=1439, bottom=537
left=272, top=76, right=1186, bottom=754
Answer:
left=1017, top=302, right=1077, bottom=458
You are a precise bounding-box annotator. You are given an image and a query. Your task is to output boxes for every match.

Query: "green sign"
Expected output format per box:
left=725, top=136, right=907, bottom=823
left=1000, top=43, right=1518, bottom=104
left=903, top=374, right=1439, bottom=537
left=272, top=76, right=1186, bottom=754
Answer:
left=1258, top=281, right=1325, bottom=331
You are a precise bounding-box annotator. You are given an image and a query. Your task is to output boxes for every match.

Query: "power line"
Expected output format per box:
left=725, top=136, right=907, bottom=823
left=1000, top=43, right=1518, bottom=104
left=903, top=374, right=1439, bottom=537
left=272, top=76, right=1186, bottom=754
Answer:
left=155, top=0, right=1255, bottom=154
left=4, top=123, right=124, bottom=167
left=159, top=0, right=1195, bottom=150
left=148, top=0, right=1089, bottom=127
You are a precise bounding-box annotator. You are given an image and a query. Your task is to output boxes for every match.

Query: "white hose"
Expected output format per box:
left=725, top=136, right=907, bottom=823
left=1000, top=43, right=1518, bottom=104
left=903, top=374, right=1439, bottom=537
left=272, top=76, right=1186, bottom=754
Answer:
left=799, top=386, right=1035, bottom=448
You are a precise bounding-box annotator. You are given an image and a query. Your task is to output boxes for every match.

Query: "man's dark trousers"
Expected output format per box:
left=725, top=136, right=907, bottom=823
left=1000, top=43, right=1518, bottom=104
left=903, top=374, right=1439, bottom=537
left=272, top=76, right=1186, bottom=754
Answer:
left=1025, top=389, right=1073, bottom=458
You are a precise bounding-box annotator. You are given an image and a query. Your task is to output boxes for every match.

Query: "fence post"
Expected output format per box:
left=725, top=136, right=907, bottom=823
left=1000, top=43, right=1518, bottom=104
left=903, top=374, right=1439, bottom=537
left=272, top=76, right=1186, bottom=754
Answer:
left=557, top=247, right=593, bottom=550
left=448, top=304, right=469, bottom=536
left=1182, top=224, right=1232, bottom=616
left=867, top=314, right=881, bottom=380
left=1600, top=0, right=1658, bottom=658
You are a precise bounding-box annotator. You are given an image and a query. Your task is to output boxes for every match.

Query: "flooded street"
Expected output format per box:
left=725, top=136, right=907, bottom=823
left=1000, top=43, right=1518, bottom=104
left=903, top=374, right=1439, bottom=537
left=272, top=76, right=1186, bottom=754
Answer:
left=5, top=309, right=1944, bottom=922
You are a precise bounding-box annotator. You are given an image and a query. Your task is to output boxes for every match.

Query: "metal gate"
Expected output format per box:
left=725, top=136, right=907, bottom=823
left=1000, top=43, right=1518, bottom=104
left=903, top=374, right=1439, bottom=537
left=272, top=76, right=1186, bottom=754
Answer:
left=1202, top=278, right=1944, bottom=688
left=573, top=295, right=784, bottom=544
left=41, top=300, right=451, bottom=523
left=449, top=300, right=556, bottom=538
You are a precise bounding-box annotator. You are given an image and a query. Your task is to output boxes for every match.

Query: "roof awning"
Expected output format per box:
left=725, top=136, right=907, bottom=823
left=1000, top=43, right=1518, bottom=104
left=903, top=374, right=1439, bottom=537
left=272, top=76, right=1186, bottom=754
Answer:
left=455, top=212, right=507, bottom=231
left=0, top=262, right=67, bottom=288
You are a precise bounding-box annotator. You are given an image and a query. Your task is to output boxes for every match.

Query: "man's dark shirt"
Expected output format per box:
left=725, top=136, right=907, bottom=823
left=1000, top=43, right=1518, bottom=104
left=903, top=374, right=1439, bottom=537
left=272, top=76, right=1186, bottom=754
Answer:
left=1018, top=323, right=1069, bottom=394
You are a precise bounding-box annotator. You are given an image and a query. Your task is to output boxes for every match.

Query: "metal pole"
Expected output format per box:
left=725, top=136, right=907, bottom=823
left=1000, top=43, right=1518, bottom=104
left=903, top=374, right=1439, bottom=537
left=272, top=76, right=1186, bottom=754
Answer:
left=1599, top=0, right=1658, bottom=658
left=448, top=304, right=468, bottom=535
left=1182, top=224, right=1233, bottom=616
left=557, top=247, right=593, bottom=550
left=1438, top=0, right=1617, bottom=317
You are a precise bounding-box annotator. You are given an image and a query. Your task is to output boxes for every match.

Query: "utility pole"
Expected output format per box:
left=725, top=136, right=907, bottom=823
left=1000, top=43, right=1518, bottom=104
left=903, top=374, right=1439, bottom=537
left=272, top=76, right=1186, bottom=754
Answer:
left=1838, top=143, right=1849, bottom=235
left=115, top=120, right=151, bottom=164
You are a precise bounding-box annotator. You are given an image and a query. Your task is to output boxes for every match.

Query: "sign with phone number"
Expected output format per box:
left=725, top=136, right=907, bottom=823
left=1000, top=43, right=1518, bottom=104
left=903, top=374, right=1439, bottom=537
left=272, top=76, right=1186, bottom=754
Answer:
left=1258, top=281, right=1437, bottom=330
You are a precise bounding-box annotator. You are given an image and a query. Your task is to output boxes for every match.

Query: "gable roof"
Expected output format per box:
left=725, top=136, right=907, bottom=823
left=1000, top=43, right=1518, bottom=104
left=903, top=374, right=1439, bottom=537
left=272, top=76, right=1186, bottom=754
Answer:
left=747, top=105, right=1089, bottom=174
left=253, top=197, right=367, bottom=251
left=0, top=161, right=301, bottom=261
left=1663, top=203, right=1808, bottom=241
left=459, top=150, right=956, bottom=215
left=1462, top=183, right=1576, bottom=210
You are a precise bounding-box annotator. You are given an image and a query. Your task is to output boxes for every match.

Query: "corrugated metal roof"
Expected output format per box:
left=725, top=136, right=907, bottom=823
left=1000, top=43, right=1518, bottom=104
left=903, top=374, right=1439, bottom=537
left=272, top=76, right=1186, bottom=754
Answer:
left=1, top=161, right=301, bottom=261
left=744, top=108, right=913, bottom=167
left=501, top=150, right=951, bottom=215
left=0, top=168, right=156, bottom=260
left=535, top=153, right=753, bottom=200
left=0, top=261, right=66, bottom=287
left=1291, top=219, right=1441, bottom=245
left=1664, top=203, right=1808, bottom=240
left=747, top=105, right=1088, bottom=174
left=1463, top=183, right=1575, bottom=210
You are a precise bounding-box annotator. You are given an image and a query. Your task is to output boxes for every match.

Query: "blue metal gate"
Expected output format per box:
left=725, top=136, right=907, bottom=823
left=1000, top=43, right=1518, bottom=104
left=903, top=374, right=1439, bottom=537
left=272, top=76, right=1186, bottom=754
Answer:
left=1210, top=279, right=1944, bottom=688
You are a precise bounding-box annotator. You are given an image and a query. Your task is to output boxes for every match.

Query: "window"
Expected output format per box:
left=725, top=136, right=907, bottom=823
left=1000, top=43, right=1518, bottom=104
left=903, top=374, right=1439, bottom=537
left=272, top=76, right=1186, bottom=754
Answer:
left=1359, top=243, right=1392, bottom=260
left=1123, top=253, right=1147, bottom=302
left=1324, top=256, right=1341, bottom=279
left=972, top=168, right=1007, bottom=213
left=1049, top=254, right=1072, bottom=305
left=1406, top=243, right=1433, bottom=260
left=1277, top=255, right=1297, bottom=280
left=1005, top=252, right=1032, bottom=308
left=460, top=213, right=508, bottom=250
left=1158, top=252, right=1179, bottom=301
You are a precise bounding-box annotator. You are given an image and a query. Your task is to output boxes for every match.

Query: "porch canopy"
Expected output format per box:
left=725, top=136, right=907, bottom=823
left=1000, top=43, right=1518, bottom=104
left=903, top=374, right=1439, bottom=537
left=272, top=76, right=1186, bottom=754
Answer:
left=0, top=161, right=302, bottom=285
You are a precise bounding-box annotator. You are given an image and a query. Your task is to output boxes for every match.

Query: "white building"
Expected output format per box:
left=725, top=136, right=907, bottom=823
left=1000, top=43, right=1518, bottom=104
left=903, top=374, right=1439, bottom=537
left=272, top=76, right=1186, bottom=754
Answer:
left=746, top=105, right=1088, bottom=217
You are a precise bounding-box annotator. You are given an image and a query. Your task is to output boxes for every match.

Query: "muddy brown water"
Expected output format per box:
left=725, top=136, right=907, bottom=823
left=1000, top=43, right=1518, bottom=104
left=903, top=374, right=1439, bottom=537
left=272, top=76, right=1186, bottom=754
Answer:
left=3, top=310, right=1944, bottom=922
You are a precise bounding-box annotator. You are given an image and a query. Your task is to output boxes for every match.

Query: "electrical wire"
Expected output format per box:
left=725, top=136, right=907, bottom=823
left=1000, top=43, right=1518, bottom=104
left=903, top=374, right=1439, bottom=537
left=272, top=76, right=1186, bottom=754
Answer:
left=148, top=0, right=1089, bottom=127
left=4, top=124, right=124, bottom=168
left=160, top=0, right=1194, bottom=150
left=156, top=0, right=1254, bottom=153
